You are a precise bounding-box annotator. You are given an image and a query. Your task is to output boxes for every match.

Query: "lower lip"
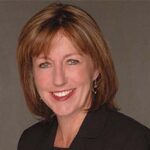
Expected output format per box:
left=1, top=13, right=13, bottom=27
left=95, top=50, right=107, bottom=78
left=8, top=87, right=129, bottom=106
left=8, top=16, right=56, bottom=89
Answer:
left=51, top=89, right=75, bottom=102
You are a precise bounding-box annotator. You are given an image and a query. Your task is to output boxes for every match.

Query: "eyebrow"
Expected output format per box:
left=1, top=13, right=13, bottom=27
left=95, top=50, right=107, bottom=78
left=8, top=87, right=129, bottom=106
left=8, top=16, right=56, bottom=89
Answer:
left=37, top=53, right=82, bottom=61
left=63, top=53, right=82, bottom=59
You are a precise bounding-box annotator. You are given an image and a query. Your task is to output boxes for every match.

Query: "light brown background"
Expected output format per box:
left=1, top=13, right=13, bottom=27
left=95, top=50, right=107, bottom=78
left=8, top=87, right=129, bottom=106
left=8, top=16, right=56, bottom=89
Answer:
left=0, top=1, right=150, bottom=150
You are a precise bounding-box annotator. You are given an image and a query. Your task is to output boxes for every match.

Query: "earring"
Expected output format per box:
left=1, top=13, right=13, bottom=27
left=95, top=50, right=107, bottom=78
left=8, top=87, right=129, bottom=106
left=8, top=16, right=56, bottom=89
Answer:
left=92, top=80, right=98, bottom=94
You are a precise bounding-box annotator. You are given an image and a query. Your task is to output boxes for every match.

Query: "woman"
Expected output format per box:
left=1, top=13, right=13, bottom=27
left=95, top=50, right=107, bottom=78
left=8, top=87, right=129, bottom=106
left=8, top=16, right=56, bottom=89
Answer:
left=17, top=3, right=150, bottom=150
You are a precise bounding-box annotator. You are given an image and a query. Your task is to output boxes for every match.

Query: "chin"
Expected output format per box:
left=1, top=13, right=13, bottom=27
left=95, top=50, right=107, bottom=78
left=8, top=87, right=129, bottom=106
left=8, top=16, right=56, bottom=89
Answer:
left=53, top=107, right=80, bottom=118
left=54, top=111, right=73, bottom=117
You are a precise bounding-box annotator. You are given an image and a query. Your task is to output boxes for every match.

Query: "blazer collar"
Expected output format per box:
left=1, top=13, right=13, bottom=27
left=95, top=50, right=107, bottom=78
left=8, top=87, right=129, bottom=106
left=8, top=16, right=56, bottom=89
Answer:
left=36, top=117, right=58, bottom=149
left=77, top=105, right=109, bottom=139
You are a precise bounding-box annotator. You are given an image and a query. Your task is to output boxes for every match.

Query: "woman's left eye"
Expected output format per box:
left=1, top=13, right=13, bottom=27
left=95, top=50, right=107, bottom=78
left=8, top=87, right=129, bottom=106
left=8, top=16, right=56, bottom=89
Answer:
left=67, top=59, right=80, bottom=65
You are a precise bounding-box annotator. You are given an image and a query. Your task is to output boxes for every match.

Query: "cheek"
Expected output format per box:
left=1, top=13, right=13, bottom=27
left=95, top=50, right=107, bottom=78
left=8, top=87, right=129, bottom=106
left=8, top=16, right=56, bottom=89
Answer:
left=67, top=65, right=93, bottom=85
left=33, top=71, right=51, bottom=90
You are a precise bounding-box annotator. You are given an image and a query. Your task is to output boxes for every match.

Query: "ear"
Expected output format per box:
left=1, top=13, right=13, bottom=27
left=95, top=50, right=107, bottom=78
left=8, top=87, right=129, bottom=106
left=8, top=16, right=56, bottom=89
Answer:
left=92, top=69, right=100, bottom=81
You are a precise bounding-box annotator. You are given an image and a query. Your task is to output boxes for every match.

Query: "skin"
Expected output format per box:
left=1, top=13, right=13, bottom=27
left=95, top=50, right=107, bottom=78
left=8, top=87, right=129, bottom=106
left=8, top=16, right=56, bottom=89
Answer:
left=32, top=31, right=99, bottom=147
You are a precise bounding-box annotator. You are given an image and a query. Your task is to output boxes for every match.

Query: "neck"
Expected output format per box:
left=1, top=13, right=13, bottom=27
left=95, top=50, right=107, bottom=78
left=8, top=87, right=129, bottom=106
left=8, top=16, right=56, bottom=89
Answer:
left=54, top=110, right=87, bottom=148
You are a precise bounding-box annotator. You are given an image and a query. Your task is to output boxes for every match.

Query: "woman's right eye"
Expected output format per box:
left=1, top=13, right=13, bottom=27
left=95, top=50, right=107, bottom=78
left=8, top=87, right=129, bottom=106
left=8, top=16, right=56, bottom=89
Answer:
left=38, top=62, right=51, bottom=68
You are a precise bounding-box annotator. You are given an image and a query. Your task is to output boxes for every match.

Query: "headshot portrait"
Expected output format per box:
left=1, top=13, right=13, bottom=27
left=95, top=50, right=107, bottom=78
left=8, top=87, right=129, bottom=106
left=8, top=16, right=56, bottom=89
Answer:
left=16, top=2, right=150, bottom=150
left=0, top=1, right=150, bottom=150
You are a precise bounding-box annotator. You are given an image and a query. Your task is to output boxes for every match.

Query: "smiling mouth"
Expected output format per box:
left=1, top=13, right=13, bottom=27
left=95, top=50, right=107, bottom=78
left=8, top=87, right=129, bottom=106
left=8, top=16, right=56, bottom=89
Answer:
left=51, top=89, right=75, bottom=101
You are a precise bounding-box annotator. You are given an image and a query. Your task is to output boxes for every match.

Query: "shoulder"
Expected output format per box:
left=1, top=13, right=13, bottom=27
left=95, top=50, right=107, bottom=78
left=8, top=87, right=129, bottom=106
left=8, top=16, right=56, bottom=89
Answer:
left=104, top=107, right=150, bottom=148
left=106, top=108, right=150, bottom=132
left=20, top=121, right=50, bottom=139
left=17, top=118, right=56, bottom=150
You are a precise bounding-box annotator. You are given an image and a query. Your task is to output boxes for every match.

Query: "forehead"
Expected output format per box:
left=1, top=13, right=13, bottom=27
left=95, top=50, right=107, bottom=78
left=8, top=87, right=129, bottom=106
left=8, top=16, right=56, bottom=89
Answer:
left=33, top=31, right=83, bottom=58
left=49, top=32, right=81, bottom=54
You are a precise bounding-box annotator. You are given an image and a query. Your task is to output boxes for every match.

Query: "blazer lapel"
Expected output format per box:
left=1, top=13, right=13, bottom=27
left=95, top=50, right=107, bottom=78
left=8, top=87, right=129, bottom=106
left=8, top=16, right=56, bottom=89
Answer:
left=70, top=105, right=109, bottom=150
left=36, top=117, right=58, bottom=150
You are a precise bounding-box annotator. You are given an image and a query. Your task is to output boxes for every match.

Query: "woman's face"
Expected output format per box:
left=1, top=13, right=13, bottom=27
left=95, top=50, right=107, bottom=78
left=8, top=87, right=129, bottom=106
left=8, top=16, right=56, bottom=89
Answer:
left=33, top=32, right=99, bottom=117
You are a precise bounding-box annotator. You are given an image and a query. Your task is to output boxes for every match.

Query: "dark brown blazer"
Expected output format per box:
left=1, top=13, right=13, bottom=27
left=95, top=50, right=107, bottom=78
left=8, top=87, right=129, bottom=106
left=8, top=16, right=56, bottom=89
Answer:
left=17, top=105, right=150, bottom=150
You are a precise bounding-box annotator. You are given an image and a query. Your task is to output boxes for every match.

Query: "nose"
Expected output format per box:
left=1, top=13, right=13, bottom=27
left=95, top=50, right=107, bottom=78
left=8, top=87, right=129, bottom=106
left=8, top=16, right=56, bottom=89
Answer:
left=53, top=63, right=67, bottom=87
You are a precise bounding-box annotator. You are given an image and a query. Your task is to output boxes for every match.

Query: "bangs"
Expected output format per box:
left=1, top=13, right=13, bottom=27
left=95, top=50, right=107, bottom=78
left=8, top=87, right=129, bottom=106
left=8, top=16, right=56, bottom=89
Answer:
left=29, top=20, right=98, bottom=69
left=31, top=27, right=59, bottom=58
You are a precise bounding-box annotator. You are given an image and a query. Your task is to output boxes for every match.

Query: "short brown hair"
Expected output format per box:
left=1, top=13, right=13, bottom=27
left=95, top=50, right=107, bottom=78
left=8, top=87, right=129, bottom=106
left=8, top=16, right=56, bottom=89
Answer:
left=17, top=3, right=118, bottom=120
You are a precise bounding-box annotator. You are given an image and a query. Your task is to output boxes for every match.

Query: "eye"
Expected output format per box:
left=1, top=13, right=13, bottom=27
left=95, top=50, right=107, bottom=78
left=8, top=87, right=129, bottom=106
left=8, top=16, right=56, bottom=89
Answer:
left=67, top=59, right=80, bottom=65
left=38, top=62, right=51, bottom=68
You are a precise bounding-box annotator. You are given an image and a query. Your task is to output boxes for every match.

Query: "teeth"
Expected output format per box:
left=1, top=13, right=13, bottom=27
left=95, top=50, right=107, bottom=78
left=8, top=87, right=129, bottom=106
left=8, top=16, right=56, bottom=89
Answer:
left=53, top=89, right=73, bottom=97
